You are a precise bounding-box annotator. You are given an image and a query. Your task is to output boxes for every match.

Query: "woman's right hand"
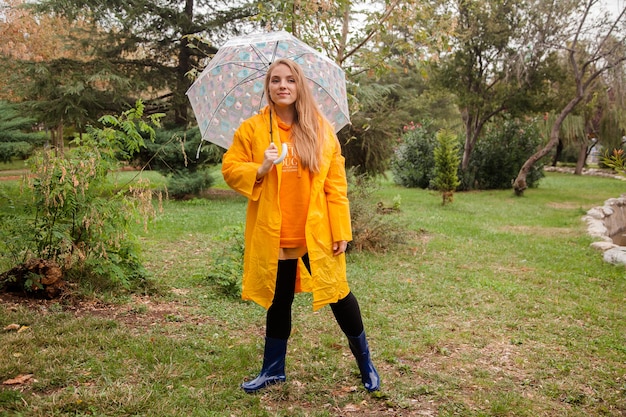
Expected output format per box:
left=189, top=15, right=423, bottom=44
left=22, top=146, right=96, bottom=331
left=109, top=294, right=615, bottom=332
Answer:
left=257, top=143, right=279, bottom=180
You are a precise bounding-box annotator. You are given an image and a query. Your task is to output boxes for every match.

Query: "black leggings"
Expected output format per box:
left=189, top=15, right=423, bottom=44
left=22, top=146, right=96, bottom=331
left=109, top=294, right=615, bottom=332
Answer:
left=266, top=257, right=365, bottom=340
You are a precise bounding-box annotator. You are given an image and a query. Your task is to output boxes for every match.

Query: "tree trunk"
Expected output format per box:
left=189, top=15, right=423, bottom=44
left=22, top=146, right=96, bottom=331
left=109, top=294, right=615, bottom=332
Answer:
left=174, top=0, right=195, bottom=126
left=0, top=258, right=64, bottom=298
left=57, top=123, right=64, bottom=156
left=574, top=138, right=587, bottom=175
left=513, top=96, right=583, bottom=195
left=551, top=139, right=563, bottom=166
left=461, top=108, right=475, bottom=171
left=461, top=109, right=486, bottom=171
left=51, top=123, right=64, bottom=157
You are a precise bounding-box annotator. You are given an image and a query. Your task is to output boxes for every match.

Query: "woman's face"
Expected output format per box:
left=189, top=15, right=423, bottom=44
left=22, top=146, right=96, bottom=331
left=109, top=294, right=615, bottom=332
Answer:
left=268, top=63, right=298, bottom=110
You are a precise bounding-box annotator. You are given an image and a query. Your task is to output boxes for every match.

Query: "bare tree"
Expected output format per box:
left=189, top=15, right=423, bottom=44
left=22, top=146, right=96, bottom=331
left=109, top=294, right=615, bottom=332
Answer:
left=513, top=0, right=626, bottom=195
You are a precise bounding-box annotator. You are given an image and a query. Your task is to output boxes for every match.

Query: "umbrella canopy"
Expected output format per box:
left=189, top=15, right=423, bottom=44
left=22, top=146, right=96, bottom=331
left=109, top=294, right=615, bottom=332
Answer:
left=186, top=31, right=350, bottom=151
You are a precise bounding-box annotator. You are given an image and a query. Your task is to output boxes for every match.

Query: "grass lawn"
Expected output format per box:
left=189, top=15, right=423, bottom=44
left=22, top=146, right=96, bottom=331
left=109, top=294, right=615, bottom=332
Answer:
left=1, top=170, right=625, bottom=416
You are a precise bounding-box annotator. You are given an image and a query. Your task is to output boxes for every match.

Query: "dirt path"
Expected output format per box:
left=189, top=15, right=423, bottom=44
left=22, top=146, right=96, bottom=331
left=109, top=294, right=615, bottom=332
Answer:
left=0, top=169, right=28, bottom=181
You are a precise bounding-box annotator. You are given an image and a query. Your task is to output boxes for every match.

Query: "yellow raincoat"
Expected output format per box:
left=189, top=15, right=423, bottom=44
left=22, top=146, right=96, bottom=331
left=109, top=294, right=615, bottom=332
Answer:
left=222, top=106, right=352, bottom=311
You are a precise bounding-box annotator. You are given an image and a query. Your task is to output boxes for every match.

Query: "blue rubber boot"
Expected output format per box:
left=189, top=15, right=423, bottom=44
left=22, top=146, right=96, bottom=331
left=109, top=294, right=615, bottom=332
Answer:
left=347, top=331, right=380, bottom=392
left=241, top=337, right=287, bottom=393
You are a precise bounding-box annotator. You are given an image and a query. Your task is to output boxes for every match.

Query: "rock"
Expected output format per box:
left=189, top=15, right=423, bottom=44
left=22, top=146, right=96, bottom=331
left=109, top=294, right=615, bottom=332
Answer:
left=585, top=194, right=626, bottom=267
left=585, top=207, right=605, bottom=220
left=591, top=241, right=617, bottom=251
left=603, top=247, right=626, bottom=266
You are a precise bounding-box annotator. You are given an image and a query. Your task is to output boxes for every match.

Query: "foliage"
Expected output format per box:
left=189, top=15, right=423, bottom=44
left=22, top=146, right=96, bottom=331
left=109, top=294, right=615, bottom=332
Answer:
left=0, top=102, right=162, bottom=290
left=206, top=224, right=245, bottom=298
left=256, top=0, right=440, bottom=75
left=433, top=0, right=576, bottom=173
left=0, top=0, right=92, bottom=101
left=392, top=117, right=545, bottom=191
left=599, top=107, right=626, bottom=153
left=137, top=127, right=222, bottom=172
left=602, top=148, right=626, bottom=176
left=391, top=121, right=437, bottom=188
left=513, top=1, right=626, bottom=194
left=18, top=59, right=132, bottom=150
left=26, top=0, right=259, bottom=126
left=339, top=82, right=402, bottom=175
left=0, top=101, right=47, bottom=163
left=465, top=117, right=545, bottom=190
left=340, top=63, right=460, bottom=176
left=347, top=168, right=406, bottom=253
left=432, top=129, right=461, bottom=205
left=134, top=127, right=221, bottom=199
left=165, top=170, right=215, bottom=200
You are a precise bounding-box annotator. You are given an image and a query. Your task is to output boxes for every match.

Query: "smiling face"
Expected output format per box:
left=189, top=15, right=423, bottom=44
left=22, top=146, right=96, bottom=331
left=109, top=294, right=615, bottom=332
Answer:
left=268, top=63, right=298, bottom=110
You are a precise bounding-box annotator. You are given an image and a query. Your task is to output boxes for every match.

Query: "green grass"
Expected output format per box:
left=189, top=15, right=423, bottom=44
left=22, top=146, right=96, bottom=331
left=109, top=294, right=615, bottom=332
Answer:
left=0, top=159, right=29, bottom=173
left=1, top=171, right=625, bottom=416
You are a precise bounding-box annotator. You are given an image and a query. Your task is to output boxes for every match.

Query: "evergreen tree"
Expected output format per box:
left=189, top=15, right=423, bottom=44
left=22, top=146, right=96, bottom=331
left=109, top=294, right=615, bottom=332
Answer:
left=23, top=0, right=260, bottom=127
left=432, top=129, right=461, bottom=205
left=0, top=101, right=47, bottom=163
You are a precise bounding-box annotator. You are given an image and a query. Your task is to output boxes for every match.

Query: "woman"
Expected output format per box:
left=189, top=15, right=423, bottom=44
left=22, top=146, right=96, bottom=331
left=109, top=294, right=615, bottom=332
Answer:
left=222, top=58, right=379, bottom=393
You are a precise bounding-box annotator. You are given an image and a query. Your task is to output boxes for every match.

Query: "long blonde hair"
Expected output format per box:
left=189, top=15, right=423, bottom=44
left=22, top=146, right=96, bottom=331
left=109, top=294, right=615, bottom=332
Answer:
left=265, top=58, right=323, bottom=173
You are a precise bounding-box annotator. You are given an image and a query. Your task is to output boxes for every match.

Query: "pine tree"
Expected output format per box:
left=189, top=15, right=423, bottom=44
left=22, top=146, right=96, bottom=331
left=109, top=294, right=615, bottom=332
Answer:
left=16, top=0, right=260, bottom=126
left=0, top=101, right=47, bottom=163
left=432, top=129, right=461, bottom=205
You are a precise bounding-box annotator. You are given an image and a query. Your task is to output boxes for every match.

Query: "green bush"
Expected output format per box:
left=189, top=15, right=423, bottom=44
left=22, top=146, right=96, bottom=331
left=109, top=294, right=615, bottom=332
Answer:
left=166, top=169, right=214, bottom=199
left=348, top=169, right=407, bottom=252
left=135, top=127, right=221, bottom=199
left=391, top=121, right=437, bottom=188
left=602, top=148, right=626, bottom=176
left=463, top=117, right=545, bottom=190
left=0, top=100, right=48, bottom=163
left=206, top=224, right=244, bottom=298
left=0, top=102, right=161, bottom=292
left=0, top=142, right=37, bottom=163
left=392, top=118, right=545, bottom=191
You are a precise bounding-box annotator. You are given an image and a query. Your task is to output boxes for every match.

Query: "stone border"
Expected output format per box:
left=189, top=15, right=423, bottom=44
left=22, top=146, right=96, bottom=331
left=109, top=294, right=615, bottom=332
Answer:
left=583, top=194, right=626, bottom=266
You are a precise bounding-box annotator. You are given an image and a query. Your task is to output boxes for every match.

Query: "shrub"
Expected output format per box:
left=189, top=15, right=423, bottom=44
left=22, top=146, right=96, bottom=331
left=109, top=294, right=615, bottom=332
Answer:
left=602, top=148, right=626, bottom=176
left=0, top=100, right=47, bottom=163
left=348, top=169, right=407, bottom=252
left=0, top=142, right=36, bottom=163
left=166, top=169, right=214, bottom=199
left=135, top=127, right=221, bottom=199
left=206, top=224, right=244, bottom=298
left=391, top=121, right=437, bottom=188
left=0, top=101, right=162, bottom=293
left=463, top=117, right=545, bottom=190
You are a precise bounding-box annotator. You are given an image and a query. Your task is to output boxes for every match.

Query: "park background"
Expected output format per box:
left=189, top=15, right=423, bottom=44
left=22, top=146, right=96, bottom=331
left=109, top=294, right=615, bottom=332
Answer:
left=1, top=0, right=626, bottom=416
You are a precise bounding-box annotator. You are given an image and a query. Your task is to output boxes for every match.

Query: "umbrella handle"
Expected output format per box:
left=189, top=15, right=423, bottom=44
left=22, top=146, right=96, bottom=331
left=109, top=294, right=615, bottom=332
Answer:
left=273, top=143, right=288, bottom=165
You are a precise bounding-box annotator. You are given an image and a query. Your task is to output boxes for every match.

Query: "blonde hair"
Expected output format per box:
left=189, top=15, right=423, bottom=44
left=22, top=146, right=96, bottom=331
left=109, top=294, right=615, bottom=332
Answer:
left=265, top=58, right=323, bottom=173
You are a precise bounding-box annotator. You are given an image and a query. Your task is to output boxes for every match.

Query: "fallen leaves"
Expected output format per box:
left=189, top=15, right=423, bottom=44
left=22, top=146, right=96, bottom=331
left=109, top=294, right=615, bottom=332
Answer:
left=3, top=374, right=35, bottom=385
left=2, top=324, right=34, bottom=386
left=3, top=323, right=29, bottom=333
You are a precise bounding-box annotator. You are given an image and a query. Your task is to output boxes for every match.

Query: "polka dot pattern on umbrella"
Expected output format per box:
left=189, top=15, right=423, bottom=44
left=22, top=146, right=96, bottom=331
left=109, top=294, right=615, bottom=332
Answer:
left=187, top=31, right=350, bottom=150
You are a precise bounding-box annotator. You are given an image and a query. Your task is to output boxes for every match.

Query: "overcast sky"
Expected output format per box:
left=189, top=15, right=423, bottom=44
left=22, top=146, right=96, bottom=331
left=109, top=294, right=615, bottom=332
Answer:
left=600, top=0, right=625, bottom=16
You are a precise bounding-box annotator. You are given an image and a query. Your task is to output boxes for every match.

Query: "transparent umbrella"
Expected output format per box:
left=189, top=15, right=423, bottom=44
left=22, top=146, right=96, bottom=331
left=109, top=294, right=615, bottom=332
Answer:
left=186, top=31, right=350, bottom=158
